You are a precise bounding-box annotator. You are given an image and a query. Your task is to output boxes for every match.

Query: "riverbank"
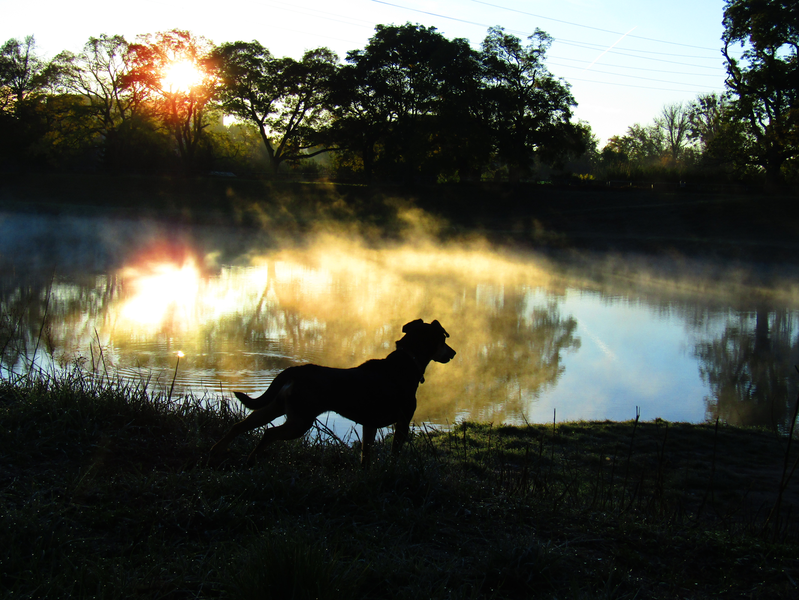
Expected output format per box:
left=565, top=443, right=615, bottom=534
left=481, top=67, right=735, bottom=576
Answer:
left=1, top=371, right=797, bottom=598
left=2, top=172, right=799, bottom=265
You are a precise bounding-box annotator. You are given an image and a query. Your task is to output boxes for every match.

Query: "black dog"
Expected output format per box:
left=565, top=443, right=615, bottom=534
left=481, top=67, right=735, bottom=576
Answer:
left=210, top=319, right=455, bottom=465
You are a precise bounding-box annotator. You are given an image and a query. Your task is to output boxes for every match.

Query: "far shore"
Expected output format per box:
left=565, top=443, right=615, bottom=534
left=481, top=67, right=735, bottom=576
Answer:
left=2, top=172, right=799, bottom=266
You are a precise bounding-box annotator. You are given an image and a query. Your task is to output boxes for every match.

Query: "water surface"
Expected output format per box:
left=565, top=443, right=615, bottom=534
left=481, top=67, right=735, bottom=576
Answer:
left=2, top=210, right=798, bottom=433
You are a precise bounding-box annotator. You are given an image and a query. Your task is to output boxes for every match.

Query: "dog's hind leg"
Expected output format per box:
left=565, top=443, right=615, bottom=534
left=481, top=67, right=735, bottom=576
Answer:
left=210, top=399, right=285, bottom=460
left=246, top=414, right=315, bottom=465
left=361, top=425, right=378, bottom=467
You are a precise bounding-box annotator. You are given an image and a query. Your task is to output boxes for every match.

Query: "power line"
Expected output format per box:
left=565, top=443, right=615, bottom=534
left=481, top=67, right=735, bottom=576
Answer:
left=567, top=75, right=721, bottom=94
left=550, top=62, right=721, bottom=89
left=556, top=37, right=721, bottom=60
left=371, top=0, right=724, bottom=62
left=555, top=40, right=725, bottom=70
left=549, top=55, right=724, bottom=77
left=371, top=0, right=500, bottom=31
left=466, top=0, right=720, bottom=51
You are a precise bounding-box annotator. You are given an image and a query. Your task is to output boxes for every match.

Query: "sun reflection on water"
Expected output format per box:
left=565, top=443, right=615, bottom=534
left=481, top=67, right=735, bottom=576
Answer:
left=120, top=259, right=201, bottom=328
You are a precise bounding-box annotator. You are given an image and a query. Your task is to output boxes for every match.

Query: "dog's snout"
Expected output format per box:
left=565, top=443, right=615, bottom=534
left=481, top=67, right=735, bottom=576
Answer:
left=434, top=342, right=456, bottom=363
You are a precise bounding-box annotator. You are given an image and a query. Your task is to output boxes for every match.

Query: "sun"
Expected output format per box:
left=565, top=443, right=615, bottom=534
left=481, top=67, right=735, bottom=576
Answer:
left=161, top=60, right=204, bottom=93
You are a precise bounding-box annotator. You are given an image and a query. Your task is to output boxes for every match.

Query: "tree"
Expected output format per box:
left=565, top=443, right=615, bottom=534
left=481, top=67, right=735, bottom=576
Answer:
left=0, top=36, right=68, bottom=167
left=331, top=23, right=481, bottom=182
left=608, top=123, right=665, bottom=164
left=213, top=41, right=338, bottom=175
left=657, top=102, right=691, bottom=164
left=480, top=27, right=582, bottom=180
left=722, top=0, right=799, bottom=188
left=688, top=92, right=732, bottom=151
left=274, top=48, right=338, bottom=170
left=52, top=35, right=158, bottom=169
left=0, top=36, right=53, bottom=113
left=126, top=30, right=218, bottom=170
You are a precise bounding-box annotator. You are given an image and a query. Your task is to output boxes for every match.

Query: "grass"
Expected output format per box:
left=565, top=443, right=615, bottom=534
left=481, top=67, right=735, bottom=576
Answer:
left=1, top=367, right=798, bottom=599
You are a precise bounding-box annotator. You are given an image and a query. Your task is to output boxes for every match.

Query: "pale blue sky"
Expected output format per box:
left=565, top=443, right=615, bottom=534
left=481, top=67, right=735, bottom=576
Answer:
left=3, top=0, right=737, bottom=144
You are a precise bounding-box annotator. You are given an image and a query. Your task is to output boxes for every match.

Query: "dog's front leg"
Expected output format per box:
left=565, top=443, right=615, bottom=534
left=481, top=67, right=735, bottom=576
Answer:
left=392, top=420, right=410, bottom=455
left=361, top=425, right=377, bottom=467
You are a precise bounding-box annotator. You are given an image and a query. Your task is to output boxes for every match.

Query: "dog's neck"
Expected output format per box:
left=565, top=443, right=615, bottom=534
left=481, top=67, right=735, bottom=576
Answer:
left=395, top=344, right=427, bottom=384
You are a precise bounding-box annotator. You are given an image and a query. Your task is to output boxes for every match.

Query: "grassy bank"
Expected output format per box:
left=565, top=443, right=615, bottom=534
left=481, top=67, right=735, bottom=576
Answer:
left=1, top=370, right=798, bottom=599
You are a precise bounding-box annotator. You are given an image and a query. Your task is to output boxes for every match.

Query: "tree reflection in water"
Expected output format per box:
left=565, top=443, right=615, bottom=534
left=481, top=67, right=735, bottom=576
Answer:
left=694, top=306, right=799, bottom=431
left=1, top=212, right=798, bottom=430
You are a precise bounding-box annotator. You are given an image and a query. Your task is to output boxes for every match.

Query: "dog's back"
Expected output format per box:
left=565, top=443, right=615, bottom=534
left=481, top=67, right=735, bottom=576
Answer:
left=241, top=359, right=417, bottom=429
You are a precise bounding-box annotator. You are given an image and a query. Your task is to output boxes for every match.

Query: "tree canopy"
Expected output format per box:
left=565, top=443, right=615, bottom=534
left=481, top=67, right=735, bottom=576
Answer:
left=722, top=0, right=799, bottom=187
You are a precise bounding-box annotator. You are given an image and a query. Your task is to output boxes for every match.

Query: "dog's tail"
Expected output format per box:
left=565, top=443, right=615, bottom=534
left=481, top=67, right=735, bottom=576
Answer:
left=232, top=369, right=294, bottom=410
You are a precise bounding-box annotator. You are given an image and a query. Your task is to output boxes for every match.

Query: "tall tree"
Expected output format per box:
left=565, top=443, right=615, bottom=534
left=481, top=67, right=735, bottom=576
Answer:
left=126, top=30, right=217, bottom=170
left=272, top=48, right=338, bottom=169
left=0, top=36, right=67, bottom=167
left=0, top=36, right=51, bottom=112
left=722, top=0, right=799, bottom=188
left=213, top=42, right=337, bottom=174
left=605, top=123, right=664, bottom=165
left=688, top=92, right=732, bottom=152
left=54, top=36, right=142, bottom=135
left=657, top=102, right=691, bottom=164
left=52, top=35, right=157, bottom=168
left=480, top=27, right=582, bottom=180
left=331, top=23, right=479, bottom=181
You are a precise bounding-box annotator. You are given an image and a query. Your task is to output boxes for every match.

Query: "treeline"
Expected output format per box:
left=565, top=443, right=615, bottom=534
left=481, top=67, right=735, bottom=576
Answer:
left=0, top=25, right=588, bottom=183
left=0, top=1, right=796, bottom=188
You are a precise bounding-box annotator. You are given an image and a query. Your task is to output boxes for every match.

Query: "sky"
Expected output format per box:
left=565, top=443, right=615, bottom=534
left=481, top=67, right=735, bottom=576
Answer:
left=2, top=0, right=739, bottom=145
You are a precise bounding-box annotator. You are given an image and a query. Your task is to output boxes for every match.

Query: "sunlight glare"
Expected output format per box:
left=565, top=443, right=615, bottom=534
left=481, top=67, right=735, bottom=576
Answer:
left=120, top=259, right=202, bottom=329
left=161, top=60, right=203, bottom=93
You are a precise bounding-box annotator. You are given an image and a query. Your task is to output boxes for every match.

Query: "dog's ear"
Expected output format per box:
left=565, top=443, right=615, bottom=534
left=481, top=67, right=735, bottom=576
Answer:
left=402, top=319, right=425, bottom=333
left=431, top=320, right=449, bottom=338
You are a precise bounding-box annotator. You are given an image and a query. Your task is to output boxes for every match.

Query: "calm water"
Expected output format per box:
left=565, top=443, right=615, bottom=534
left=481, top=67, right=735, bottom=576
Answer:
left=2, top=210, right=798, bottom=433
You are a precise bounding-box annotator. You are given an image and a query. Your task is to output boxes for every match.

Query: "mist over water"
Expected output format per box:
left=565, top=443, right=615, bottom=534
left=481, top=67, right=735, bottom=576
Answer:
left=2, top=208, right=798, bottom=433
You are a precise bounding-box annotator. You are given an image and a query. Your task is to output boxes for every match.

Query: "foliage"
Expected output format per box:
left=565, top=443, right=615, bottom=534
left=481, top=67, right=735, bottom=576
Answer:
left=125, top=29, right=218, bottom=171
left=688, top=92, right=732, bottom=152
left=0, top=35, right=55, bottom=112
left=658, top=102, right=692, bottom=164
left=50, top=35, right=161, bottom=171
left=481, top=27, right=583, bottom=179
left=722, top=0, right=799, bottom=188
left=212, top=41, right=337, bottom=175
left=2, top=6, right=797, bottom=189
left=330, top=23, right=481, bottom=182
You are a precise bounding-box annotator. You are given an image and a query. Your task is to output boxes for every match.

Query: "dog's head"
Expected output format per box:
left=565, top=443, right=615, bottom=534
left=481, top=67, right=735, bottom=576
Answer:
left=399, top=319, right=456, bottom=364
